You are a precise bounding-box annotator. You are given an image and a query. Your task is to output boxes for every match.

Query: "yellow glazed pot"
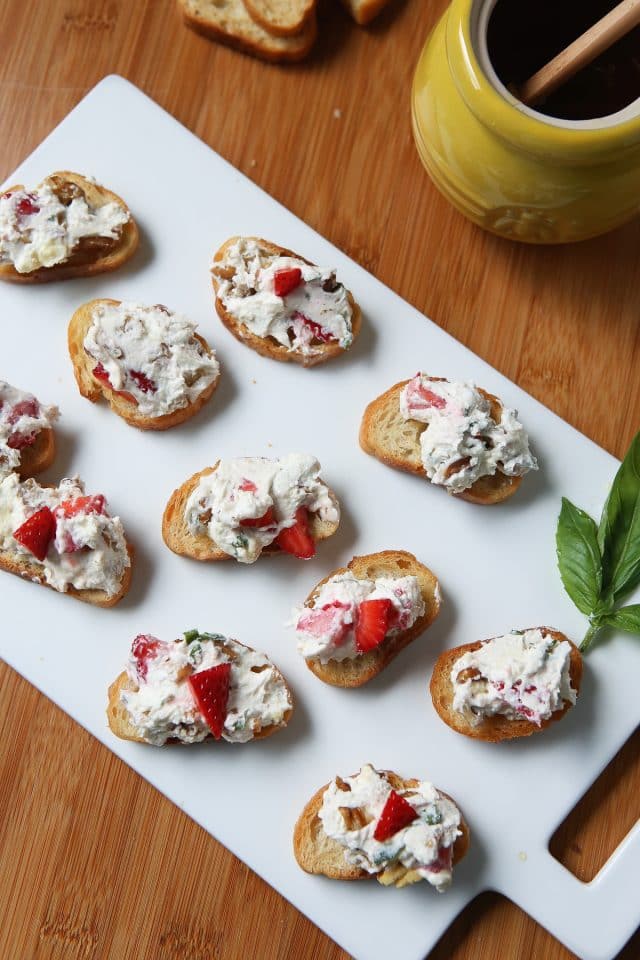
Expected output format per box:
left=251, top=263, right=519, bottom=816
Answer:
left=412, top=0, right=640, bottom=243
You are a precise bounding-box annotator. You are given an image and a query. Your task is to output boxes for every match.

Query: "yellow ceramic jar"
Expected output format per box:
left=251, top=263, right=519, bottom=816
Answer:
left=412, top=0, right=640, bottom=243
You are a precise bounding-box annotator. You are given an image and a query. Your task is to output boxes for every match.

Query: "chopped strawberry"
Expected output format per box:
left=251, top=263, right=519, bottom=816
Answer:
left=7, top=398, right=39, bottom=425
left=426, top=845, right=453, bottom=874
left=274, top=267, right=302, bottom=297
left=411, top=381, right=446, bottom=410
left=129, top=369, right=156, bottom=394
left=187, top=662, right=232, bottom=739
left=297, top=600, right=352, bottom=645
left=16, top=195, right=40, bottom=216
left=354, top=598, right=393, bottom=652
left=239, top=478, right=257, bottom=493
left=92, top=363, right=137, bottom=404
left=131, top=634, right=162, bottom=681
left=374, top=790, right=419, bottom=842
left=291, top=310, right=335, bottom=343
left=55, top=494, right=106, bottom=519
left=7, top=431, right=37, bottom=450
left=13, top=506, right=56, bottom=561
left=275, top=506, right=315, bottom=559
left=240, top=507, right=276, bottom=528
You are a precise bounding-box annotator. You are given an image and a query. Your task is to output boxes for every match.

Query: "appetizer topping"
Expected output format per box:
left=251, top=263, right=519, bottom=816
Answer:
left=185, top=454, right=338, bottom=564
left=0, top=176, right=130, bottom=274
left=0, top=472, right=129, bottom=595
left=121, top=630, right=291, bottom=746
left=400, top=375, right=537, bottom=494
left=319, top=764, right=462, bottom=892
left=83, top=301, right=220, bottom=417
left=294, top=573, right=425, bottom=663
left=0, top=381, right=58, bottom=477
left=450, top=628, right=577, bottom=726
left=213, top=238, right=353, bottom=354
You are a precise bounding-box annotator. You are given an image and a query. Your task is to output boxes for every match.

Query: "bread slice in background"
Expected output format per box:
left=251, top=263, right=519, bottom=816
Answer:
left=359, top=379, right=522, bottom=505
left=340, top=0, right=394, bottom=25
left=179, top=0, right=317, bottom=62
left=244, top=0, right=315, bottom=36
left=301, top=550, right=441, bottom=687
left=430, top=627, right=583, bottom=742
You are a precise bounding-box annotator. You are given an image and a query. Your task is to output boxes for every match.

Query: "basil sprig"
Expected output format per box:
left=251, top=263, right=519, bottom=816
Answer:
left=556, top=432, right=640, bottom=650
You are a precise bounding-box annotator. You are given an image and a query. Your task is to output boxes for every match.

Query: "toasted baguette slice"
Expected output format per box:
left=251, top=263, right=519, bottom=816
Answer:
left=244, top=0, right=315, bottom=36
left=68, top=299, right=220, bottom=431
left=359, top=379, right=522, bottom=505
left=162, top=463, right=339, bottom=561
left=340, top=0, right=394, bottom=25
left=301, top=550, right=440, bottom=687
left=294, top=769, right=470, bottom=882
left=179, top=0, right=317, bottom=62
left=212, top=237, right=362, bottom=367
left=430, top=627, right=583, bottom=742
left=0, top=172, right=138, bottom=283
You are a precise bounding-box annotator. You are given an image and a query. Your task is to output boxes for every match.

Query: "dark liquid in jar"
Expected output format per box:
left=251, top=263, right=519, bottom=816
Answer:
left=487, top=0, right=640, bottom=120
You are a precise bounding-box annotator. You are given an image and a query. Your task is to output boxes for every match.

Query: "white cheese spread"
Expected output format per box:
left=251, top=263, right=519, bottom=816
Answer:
left=450, top=628, right=576, bottom=726
left=83, top=300, right=220, bottom=417
left=120, top=631, right=291, bottom=745
left=0, top=381, right=58, bottom=477
left=213, top=238, right=353, bottom=355
left=185, top=453, right=338, bottom=563
left=0, top=473, right=129, bottom=595
left=293, top=573, right=425, bottom=663
left=0, top=178, right=129, bottom=274
left=400, top=375, right=537, bottom=494
left=319, top=764, right=462, bottom=892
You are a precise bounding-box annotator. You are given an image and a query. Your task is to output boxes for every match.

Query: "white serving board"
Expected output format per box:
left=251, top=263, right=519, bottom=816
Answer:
left=1, top=76, right=638, bottom=960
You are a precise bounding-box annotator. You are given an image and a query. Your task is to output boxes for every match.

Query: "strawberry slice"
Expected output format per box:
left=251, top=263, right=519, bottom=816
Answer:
left=129, top=369, right=156, bottom=394
left=406, top=379, right=446, bottom=411
left=275, top=506, right=315, bottom=559
left=239, top=478, right=257, bottom=493
left=16, top=195, right=40, bottom=216
left=55, top=494, right=106, bottom=519
left=426, top=844, right=453, bottom=874
left=13, top=506, right=56, bottom=561
left=374, top=790, right=419, bottom=842
left=354, top=598, right=393, bottom=652
left=240, top=507, right=276, bottom=528
left=7, top=398, right=39, bottom=425
left=274, top=267, right=302, bottom=297
left=92, top=362, right=137, bottom=405
left=188, top=663, right=232, bottom=740
left=291, top=310, right=335, bottom=343
left=131, top=634, right=162, bottom=681
left=297, top=600, right=351, bottom=645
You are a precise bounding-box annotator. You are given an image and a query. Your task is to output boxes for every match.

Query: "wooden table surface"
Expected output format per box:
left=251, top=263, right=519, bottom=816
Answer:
left=1, top=1, right=639, bottom=958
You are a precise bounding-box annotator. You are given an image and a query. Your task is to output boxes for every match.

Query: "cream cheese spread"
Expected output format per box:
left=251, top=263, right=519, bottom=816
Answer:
left=0, top=472, right=129, bottom=595
left=400, top=374, right=537, bottom=494
left=319, top=764, right=462, bottom=892
left=0, top=381, right=58, bottom=477
left=120, top=631, right=291, bottom=745
left=185, top=454, right=338, bottom=563
left=83, top=301, right=220, bottom=417
left=213, top=238, right=353, bottom=355
left=450, top=628, right=576, bottom=726
left=0, top=178, right=129, bottom=274
left=293, top=573, right=425, bottom=663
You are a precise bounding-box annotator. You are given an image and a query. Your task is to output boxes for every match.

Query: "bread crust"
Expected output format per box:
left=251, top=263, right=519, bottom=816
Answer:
left=68, top=299, right=220, bottom=431
left=13, top=426, right=56, bottom=479
left=340, top=0, right=393, bottom=24
left=359, top=379, right=522, bottom=505
left=301, top=550, right=440, bottom=687
left=293, top=770, right=470, bottom=881
left=162, top=462, right=339, bottom=561
left=212, top=236, right=362, bottom=368
left=430, top=627, right=583, bottom=742
left=244, top=0, right=316, bottom=36
left=0, top=172, right=138, bottom=283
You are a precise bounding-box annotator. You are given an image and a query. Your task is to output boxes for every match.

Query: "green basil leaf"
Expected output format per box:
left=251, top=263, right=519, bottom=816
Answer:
left=602, top=604, right=640, bottom=635
left=556, top=497, right=603, bottom=616
left=598, top=432, right=640, bottom=603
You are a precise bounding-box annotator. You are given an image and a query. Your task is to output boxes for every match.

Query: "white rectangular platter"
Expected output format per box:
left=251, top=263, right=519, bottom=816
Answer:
left=1, top=76, right=639, bottom=960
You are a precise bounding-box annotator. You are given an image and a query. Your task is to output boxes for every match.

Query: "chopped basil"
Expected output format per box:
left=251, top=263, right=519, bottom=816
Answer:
left=184, top=629, right=200, bottom=643
left=425, top=809, right=443, bottom=826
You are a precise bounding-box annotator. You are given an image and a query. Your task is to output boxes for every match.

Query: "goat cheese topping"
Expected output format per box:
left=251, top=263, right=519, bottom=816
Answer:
left=294, top=573, right=425, bottom=663
left=120, top=631, right=291, bottom=746
left=400, top=375, right=537, bottom=494
left=0, top=381, right=58, bottom=478
left=0, top=473, right=129, bottom=595
left=0, top=177, right=129, bottom=273
left=319, top=764, right=462, bottom=892
left=83, top=300, right=220, bottom=417
left=185, top=454, right=338, bottom=563
left=451, top=628, right=576, bottom=726
left=213, top=237, right=353, bottom=355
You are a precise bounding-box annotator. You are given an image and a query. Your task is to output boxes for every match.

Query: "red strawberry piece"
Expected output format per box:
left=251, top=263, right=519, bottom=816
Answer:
left=410, top=381, right=446, bottom=410
left=275, top=506, right=315, bottom=559
left=239, top=478, right=257, bottom=493
left=426, top=845, right=454, bottom=874
left=354, top=598, right=393, bottom=653
left=297, top=600, right=351, bottom=645
left=240, top=506, right=276, bottom=528
left=7, top=398, right=39, bottom=425
left=55, top=494, right=106, bottom=519
left=7, top=431, right=37, bottom=450
left=274, top=267, right=302, bottom=297
left=92, top=362, right=137, bottom=404
left=291, top=310, right=335, bottom=343
left=187, top=662, right=232, bottom=740
left=16, top=195, right=40, bottom=216
left=13, top=506, right=56, bottom=561
left=129, top=369, right=156, bottom=394
left=373, top=790, right=419, bottom=842
left=131, top=634, right=162, bottom=681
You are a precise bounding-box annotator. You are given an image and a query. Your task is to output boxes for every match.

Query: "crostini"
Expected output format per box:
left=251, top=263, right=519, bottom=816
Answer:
left=0, top=381, right=58, bottom=479
left=293, top=550, right=440, bottom=687
left=294, top=763, right=469, bottom=891
left=359, top=374, right=537, bottom=504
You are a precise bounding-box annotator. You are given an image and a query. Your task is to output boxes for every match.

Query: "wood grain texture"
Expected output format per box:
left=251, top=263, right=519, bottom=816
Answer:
left=1, top=1, right=639, bottom=958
